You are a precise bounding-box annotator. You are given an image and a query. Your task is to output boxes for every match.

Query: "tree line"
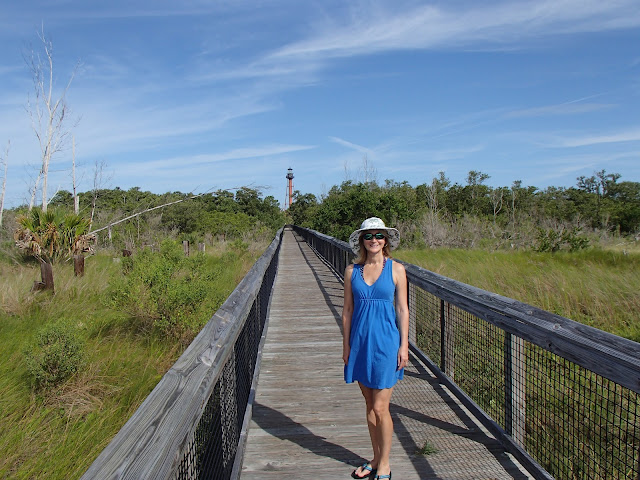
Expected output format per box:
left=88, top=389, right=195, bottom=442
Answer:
left=3, top=169, right=639, bottom=258
left=2, top=186, right=286, bottom=257
left=288, top=169, right=640, bottom=251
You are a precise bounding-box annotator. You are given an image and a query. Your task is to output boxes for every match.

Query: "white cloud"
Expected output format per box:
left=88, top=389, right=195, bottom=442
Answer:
left=507, top=103, right=614, bottom=118
left=329, top=136, right=374, bottom=155
left=556, top=127, right=640, bottom=147
left=124, top=144, right=315, bottom=173
left=268, top=0, right=640, bottom=61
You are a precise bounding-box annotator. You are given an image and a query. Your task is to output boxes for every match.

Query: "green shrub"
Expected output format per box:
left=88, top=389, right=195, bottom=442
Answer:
left=24, top=322, right=84, bottom=389
left=109, top=239, right=230, bottom=339
left=230, top=238, right=249, bottom=252
left=534, top=227, right=590, bottom=252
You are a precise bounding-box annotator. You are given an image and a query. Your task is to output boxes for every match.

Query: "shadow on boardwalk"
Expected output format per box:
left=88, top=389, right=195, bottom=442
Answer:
left=240, top=229, right=533, bottom=479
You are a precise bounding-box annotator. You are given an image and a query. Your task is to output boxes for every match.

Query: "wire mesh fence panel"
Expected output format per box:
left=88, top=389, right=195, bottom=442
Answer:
left=409, top=284, right=441, bottom=365
left=445, top=304, right=507, bottom=428
left=234, top=301, right=260, bottom=431
left=174, top=379, right=224, bottom=480
left=525, top=343, right=640, bottom=480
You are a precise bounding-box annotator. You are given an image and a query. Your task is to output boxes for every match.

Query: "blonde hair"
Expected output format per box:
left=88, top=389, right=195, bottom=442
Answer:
left=353, top=233, right=392, bottom=264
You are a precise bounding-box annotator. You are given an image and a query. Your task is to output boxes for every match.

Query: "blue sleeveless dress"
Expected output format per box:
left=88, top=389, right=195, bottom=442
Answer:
left=344, top=259, right=404, bottom=389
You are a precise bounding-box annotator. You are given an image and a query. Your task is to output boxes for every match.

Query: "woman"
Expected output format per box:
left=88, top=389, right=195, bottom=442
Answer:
left=342, top=217, right=409, bottom=480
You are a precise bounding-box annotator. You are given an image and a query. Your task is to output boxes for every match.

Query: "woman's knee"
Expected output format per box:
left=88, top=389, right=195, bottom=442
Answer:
left=371, top=399, right=391, bottom=418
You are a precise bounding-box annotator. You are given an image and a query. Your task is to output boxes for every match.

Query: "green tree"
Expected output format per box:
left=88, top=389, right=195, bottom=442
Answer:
left=49, top=190, right=74, bottom=209
left=235, top=187, right=262, bottom=217
left=311, top=181, right=381, bottom=240
left=288, top=191, right=318, bottom=226
left=444, top=183, right=470, bottom=216
left=161, top=200, right=203, bottom=233
left=604, top=181, right=640, bottom=233
left=378, top=180, right=417, bottom=223
left=466, top=170, right=491, bottom=216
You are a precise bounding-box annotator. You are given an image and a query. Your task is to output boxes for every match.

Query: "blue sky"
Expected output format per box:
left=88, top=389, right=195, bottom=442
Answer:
left=1, top=1, right=639, bottom=208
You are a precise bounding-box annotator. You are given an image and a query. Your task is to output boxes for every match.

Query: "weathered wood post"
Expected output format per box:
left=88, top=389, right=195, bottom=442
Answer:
left=73, top=255, right=85, bottom=277
left=198, top=242, right=205, bottom=253
left=32, top=260, right=54, bottom=292
left=442, top=300, right=454, bottom=378
left=183, top=240, right=189, bottom=256
left=505, top=333, right=526, bottom=446
left=408, top=283, right=416, bottom=344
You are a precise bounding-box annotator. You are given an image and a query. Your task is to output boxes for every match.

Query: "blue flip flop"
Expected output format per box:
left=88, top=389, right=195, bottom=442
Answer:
left=375, top=473, right=392, bottom=479
left=351, top=463, right=376, bottom=479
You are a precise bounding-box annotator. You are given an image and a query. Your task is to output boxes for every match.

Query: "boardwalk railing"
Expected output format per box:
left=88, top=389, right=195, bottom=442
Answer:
left=292, top=225, right=640, bottom=480
left=82, top=229, right=283, bottom=480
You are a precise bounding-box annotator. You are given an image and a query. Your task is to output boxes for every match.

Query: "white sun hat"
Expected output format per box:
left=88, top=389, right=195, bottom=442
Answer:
left=348, top=217, right=400, bottom=255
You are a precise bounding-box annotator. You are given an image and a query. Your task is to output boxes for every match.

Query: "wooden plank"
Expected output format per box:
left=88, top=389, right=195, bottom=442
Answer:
left=241, top=229, right=534, bottom=479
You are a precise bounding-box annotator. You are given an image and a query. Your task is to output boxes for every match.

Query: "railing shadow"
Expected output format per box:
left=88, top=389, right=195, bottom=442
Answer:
left=292, top=230, right=345, bottom=331
left=392, top=357, right=532, bottom=480
left=250, top=402, right=366, bottom=468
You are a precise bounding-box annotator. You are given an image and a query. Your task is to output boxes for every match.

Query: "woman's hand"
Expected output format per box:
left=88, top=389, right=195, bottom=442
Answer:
left=397, top=345, right=409, bottom=370
left=343, top=345, right=350, bottom=365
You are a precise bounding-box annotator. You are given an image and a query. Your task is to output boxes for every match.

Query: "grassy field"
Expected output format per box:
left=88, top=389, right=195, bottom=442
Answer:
left=0, top=241, right=263, bottom=479
left=395, top=247, right=640, bottom=342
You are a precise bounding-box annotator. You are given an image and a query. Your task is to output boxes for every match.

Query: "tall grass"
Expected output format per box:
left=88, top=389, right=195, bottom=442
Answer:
left=399, top=247, right=639, bottom=479
left=0, top=241, right=261, bottom=479
left=395, top=247, right=640, bottom=342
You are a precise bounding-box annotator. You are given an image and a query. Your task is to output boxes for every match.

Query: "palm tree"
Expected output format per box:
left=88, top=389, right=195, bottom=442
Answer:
left=15, top=208, right=95, bottom=263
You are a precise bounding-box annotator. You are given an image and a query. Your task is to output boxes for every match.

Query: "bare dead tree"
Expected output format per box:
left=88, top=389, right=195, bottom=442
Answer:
left=426, top=177, right=439, bottom=215
left=28, top=167, right=41, bottom=211
left=0, top=141, right=8, bottom=227
left=89, top=194, right=204, bottom=236
left=359, top=154, right=377, bottom=186
left=343, top=160, right=352, bottom=182
left=490, top=187, right=504, bottom=228
left=72, top=135, right=79, bottom=214
left=89, top=159, right=108, bottom=230
left=25, top=26, right=79, bottom=212
left=511, top=180, right=521, bottom=225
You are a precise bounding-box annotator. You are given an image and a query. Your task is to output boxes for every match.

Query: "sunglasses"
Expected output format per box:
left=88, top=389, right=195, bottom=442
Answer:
left=362, top=232, right=386, bottom=240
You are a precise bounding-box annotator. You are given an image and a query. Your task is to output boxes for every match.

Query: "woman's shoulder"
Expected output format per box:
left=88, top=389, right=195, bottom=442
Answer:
left=390, top=258, right=406, bottom=278
left=345, top=263, right=355, bottom=276
left=391, top=258, right=405, bottom=270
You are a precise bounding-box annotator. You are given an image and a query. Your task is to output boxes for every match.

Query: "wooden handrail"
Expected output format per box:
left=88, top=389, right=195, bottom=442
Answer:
left=81, top=229, right=283, bottom=479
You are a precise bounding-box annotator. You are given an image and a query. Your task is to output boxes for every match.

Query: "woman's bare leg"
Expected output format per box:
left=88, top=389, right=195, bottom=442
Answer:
left=358, top=384, right=379, bottom=467
left=370, top=387, right=393, bottom=476
left=356, top=384, right=393, bottom=477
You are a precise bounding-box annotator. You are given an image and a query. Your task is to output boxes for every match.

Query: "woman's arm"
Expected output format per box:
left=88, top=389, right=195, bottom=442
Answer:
left=393, top=261, right=409, bottom=370
left=342, top=264, right=354, bottom=365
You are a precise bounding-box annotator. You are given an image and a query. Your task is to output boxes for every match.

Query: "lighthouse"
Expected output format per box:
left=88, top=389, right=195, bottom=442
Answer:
left=285, top=168, right=294, bottom=209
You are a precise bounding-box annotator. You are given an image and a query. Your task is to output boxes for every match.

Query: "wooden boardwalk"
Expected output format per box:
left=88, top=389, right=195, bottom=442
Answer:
left=240, top=229, right=534, bottom=479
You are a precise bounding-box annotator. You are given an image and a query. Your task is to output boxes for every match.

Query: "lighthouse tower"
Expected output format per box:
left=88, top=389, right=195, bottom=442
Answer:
left=285, top=168, right=294, bottom=209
